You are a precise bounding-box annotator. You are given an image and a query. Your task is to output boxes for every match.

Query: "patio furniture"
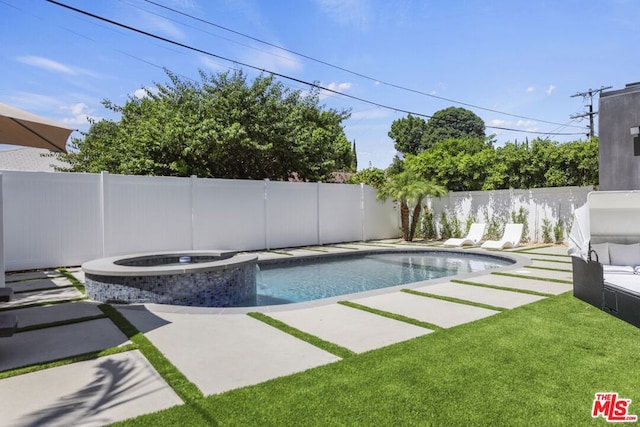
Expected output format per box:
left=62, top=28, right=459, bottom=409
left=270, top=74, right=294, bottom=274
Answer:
left=569, top=191, right=640, bottom=328
left=443, top=223, right=486, bottom=247
left=480, top=223, right=523, bottom=250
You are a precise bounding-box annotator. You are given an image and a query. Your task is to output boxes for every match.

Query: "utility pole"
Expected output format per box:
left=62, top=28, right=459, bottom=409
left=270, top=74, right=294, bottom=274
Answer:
left=570, top=86, right=612, bottom=139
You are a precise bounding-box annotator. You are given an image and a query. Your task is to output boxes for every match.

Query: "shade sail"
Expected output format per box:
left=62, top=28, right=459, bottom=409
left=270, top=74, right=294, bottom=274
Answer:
left=0, top=102, right=72, bottom=152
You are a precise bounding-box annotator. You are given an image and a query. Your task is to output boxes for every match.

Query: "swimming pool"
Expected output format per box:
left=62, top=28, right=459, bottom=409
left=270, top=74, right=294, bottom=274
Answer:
left=236, top=250, right=512, bottom=307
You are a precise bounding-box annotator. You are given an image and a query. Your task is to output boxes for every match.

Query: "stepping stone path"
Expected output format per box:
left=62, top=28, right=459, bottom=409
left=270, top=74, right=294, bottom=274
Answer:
left=0, top=244, right=575, bottom=423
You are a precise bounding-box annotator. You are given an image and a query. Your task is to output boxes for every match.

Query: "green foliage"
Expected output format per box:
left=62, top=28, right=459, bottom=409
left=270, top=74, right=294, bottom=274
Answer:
left=423, top=106, right=486, bottom=146
left=420, top=209, right=437, bottom=240
left=510, top=207, right=529, bottom=243
left=388, top=114, right=429, bottom=155
left=347, top=167, right=386, bottom=190
left=405, top=137, right=495, bottom=192
left=439, top=211, right=461, bottom=240
left=484, top=210, right=503, bottom=240
left=554, top=219, right=565, bottom=243
left=377, top=168, right=447, bottom=241
left=541, top=218, right=553, bottom=243
left=465, top=213, right=479, bottom=235
left=59, top=69, right=353, bottom=181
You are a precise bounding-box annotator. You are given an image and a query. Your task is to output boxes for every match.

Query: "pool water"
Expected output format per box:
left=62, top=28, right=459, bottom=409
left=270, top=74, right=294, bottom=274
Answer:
left=238, top=251, right=511, bottom=307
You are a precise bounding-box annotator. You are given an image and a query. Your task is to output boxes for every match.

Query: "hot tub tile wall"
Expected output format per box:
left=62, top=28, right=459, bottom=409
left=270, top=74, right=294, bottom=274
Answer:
left=85, top=264, right=256, bottom=307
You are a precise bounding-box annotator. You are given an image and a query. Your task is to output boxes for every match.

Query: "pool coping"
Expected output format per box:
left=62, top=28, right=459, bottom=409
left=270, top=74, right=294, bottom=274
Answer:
left=115, top=246, right=532, bottom=315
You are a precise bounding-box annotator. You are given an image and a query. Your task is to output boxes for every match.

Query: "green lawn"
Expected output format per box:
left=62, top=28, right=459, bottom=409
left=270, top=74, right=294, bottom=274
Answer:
left=114, top=293, right=640, bottom=426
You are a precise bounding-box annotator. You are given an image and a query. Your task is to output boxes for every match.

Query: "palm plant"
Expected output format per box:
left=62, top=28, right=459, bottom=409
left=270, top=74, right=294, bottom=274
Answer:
left=377, top=169, right=447, bottom=241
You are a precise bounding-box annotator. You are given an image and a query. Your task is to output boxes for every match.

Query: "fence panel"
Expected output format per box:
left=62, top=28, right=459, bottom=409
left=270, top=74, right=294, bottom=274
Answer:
left=428, top=186, right=592, bottom=242
left=193, top=178, right=266, bottom=251
left=3, top=171, right=102, bottom=270
left=266, top=181, right=318, bottom=249
left=363, top=185, right=399, bottom=241
left=319, top=183, right=362, bottom=244
left=103, top=174, right=192, bottom=256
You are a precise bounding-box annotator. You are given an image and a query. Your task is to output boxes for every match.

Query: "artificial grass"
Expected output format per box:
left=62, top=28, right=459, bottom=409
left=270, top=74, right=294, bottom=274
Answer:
left=99, top=304, right=203, bottom=403
left=527, top=265, right=573, bottom=273
left=401, top=288, right=506, bottom=312
left=58, top=267, right=86, bottom=294
left=491, top=271, right=573, bottom=284
left=451, top=279, right=552, bottom=297
left=339, top=300, right=442, bottom=331
left=248, top=312, right=355, bottom=359
left=114, top=293, right=640, bottom=426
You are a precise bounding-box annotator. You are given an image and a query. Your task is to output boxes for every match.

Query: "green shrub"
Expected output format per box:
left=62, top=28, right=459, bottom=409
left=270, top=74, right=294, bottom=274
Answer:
left=420, top=210, right=437, bottom=240
left=510, top=207, right=529, bottom=243
left=541, top=218, right=553, bottom=243
left=554, top=218, right=564, bottom=244
left=483, top=211, right=503, bottom=240
left=439, top=211, right=461, bottom=240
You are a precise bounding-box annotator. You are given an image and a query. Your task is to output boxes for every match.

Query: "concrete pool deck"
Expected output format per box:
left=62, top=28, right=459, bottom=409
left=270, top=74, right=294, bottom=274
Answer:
left=0, top=243, right=572, bottom=425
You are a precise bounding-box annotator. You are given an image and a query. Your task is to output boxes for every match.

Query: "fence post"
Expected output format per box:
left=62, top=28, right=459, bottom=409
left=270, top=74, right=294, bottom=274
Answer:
left=317, top=181, right=321, bottom=245
left=190, top=175, right=197, bottom=250
left=0, top=173, right=4, bottom=287
left=360, top=183, right=366, bottom=242
left=264, top=178, right=270, bottom=250
left=100, top=171, right=108, bottom=257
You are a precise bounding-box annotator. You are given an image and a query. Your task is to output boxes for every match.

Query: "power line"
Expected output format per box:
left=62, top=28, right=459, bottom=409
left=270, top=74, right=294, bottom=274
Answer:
left=45, top=0, right=587, bottom=137
left=140, top=0, right=586, bottom=130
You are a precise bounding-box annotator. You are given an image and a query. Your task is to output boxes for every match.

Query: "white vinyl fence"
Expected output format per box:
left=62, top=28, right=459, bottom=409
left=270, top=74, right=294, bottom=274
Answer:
left=427, top=186, right=593, bottom=242
left=1, top=171, right=399, bottom=271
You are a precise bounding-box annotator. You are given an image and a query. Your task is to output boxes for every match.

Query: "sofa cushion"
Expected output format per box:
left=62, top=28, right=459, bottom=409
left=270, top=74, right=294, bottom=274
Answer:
left=608, top=243, right=640, bottom=266
left=591, top=242, right=610, bottom=265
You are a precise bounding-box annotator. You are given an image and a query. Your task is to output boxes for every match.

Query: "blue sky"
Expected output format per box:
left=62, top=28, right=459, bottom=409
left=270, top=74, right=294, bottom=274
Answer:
left=1, top=0, right=638, bottom=169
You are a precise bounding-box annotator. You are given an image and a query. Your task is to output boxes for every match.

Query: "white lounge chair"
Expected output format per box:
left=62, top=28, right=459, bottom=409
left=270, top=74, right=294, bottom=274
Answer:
left=443, top=223, right=486, bottom=247
left=481, top=223, right=524, bottom=250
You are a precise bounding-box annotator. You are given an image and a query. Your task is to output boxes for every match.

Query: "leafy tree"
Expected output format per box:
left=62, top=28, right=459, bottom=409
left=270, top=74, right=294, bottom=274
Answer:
left=423, top=107, right=486, bottom=146
left=388, top=114, right=429, bottom=154
left=377, top=168, right=447, bottom=241
left=60, top=69, right=354, bottom=181
left=347, top=167, right=386, bottom=190
left=405, top=138, right=495, bottom=191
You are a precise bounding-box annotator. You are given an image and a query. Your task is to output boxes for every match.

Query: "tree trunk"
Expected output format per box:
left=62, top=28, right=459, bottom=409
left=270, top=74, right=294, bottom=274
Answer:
left=409, top=203, right=422, bottom=241
left=400, top=201, right=410, bottom=240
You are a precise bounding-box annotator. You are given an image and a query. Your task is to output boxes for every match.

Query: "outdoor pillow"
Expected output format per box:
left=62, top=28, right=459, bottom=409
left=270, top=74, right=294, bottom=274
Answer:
left=608, top=243, right=640, bottom=266
left=591, top=242, right=610, bottom=265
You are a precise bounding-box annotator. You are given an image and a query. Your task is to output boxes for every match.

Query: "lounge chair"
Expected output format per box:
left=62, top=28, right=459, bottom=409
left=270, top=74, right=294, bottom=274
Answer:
left=443, top=223, right=486, bottom=247
left=481, top=223, right=524, bottom=250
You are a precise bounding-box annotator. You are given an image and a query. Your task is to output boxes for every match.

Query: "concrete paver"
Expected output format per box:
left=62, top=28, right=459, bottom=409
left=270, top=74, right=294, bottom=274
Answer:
left=0, top=350, right=182, bottom=427
left=414, top=282, right=546, bottom=309
left=0, top=287, right=83, bottom=308
left=504, top=267, right=573, bottom=282
left=7, top=276, right=73, bottom=293
left=351, top=291, right=499, bottom=328
left=468, top=273, right=572, bottom=295
left=118, top=306, right=341, bottom=396
left=3, top=301, right=103, bottom=328
left=0, top=319, right=129, bottom=372
left=5, top=270, right=63, bottom=282
left=269, top=303, right=432, bottom=353
left=528, top=260, right=573, bottom=271
left=518, top=246, right=570, bottom=256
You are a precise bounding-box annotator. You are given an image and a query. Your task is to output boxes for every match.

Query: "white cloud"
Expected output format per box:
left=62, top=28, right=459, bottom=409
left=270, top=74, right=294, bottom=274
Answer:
left=131, top=87, right=158, bottom=99
left=18, top=56, right=75, bottom=75
left=241, top=46, right=303, bottom=73
left=60, top=103, right=100, bottom=126
left=139, top=12, right=186, bottom=40
left=199, top=56, right=227, bottom=72
left=526, top=86, right=535, bottom=93
left=315, top=0, right=371, bottom=30
left=17, top=56, right=100, bottom=78
left=490, top=119, right=508, bottom=127
left=326, top=82, right=352, bottom=92
left=546, top=85, right=556, bottom=95
left=350, top=108, right=390, bottom=120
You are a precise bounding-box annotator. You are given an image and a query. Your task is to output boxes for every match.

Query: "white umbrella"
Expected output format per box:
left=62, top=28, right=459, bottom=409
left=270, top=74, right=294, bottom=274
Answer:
left=567, top=203, right=590, bottom=260
left=0, top=102, right=72, bottom=152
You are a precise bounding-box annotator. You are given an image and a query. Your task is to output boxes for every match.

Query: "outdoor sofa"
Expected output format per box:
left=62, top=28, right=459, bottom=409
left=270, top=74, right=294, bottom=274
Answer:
left=569, top=191, right=640, bottom=328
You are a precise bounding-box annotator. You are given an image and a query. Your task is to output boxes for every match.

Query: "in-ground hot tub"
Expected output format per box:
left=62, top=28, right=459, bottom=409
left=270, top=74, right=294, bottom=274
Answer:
left=82, top=250, right=258, bottom=307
